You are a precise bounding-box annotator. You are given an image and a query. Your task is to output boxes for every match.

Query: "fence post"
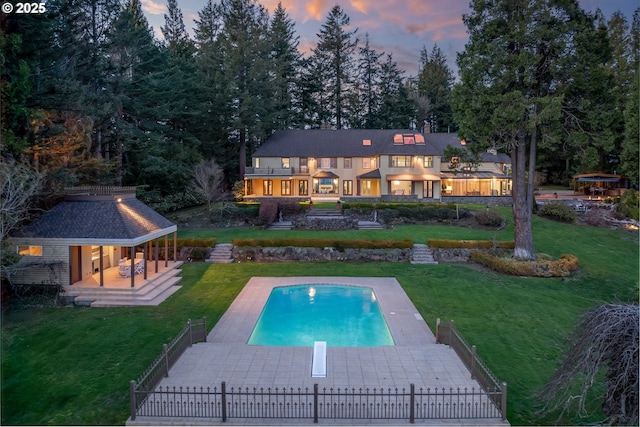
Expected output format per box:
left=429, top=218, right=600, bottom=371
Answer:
left=313, top=384, right=319, bottom=424
left=436, top=318, right=440, bottom=343
left=163, top=344, right=169, bottom=377
left=409, top=383, right=415, bottom=424
left=501, top=382, right=508, bottom=421
left=203, top=316, right=207, bottom=342
left=470, top=345, right=477, bottom=380
left=188, top=319, right=193, bottom=346
left=130, top=380, right=137, bottom=421
left=221, top=381, right=227, bottom=422
left=449, top=319, right=454, bottom=346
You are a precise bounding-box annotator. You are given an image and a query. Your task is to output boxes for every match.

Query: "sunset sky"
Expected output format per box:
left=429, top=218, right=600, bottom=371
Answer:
left=142, top=0, right=638, bottom=77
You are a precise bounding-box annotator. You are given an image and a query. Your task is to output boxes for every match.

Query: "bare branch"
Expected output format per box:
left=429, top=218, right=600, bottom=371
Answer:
left=0, top=160, right=43, bottom=242
left=191, top=159, right=224, bottom=211
left=537, top=303, right=639, bottom=425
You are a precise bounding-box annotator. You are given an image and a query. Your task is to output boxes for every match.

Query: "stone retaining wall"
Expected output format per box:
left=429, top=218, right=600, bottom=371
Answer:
left=232, top=246, right=412, bottom=263
left=431, top=248, right=473, bottom=262
left=293, top=217, right=359, bottom=230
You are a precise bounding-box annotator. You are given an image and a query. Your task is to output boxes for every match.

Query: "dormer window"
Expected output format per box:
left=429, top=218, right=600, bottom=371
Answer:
left=393, top=133, right=424, bottom=145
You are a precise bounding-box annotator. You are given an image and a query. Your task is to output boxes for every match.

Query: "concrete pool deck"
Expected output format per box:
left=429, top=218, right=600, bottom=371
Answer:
left=136, top=277, right=507, bottom=425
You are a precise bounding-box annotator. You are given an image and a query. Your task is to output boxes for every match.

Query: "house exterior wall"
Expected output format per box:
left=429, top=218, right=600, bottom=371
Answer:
left=247, top=154, right=443, bottom=199
left=9, top=240, right=70, bottom=286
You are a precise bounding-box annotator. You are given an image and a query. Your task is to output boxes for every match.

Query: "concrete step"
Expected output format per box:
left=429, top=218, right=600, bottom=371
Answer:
left=74, top=275, right=183, bottom=307
left=357, top=221, right=383, bottom=230
left=206, top=243, right=234, bottom=263
left=267, top=221, right=293, bottom=230
left=411, top=244, right=439, bottom=265
left=89, top=277, right=183, bottom=307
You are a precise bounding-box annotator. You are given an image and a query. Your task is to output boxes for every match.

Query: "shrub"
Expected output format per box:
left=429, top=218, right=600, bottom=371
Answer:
left=258, top=200, right=279, bottom=225
left=618, top=189, right=639, bottom=220
left=470, top=251, right=579, bottom=277
left=278, top=201, right=304, bottom=216
left=175, top=238, right=216, bottom=248
left=475, top=209, right=504, bottom=227
left=428, top=239, right=515, bottom=249
left=232, top=181, right=245, bottom=201
left=232, top=238, right=414, bottom=249
left=538, top=201, right=576, bottom=223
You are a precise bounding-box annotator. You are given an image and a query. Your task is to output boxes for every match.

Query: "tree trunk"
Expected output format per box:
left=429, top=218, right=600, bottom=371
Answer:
left=511, top=136, right=535, bottom=260
left=239, top=128, right=246, bottom=178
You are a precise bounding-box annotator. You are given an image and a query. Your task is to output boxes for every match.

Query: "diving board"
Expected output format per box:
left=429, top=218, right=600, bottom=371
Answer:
left=312, top=341, right=327, bottom=377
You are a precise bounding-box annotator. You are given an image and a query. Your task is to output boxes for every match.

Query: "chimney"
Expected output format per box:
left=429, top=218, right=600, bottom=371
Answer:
left=424, top=122, right=431, bottom=134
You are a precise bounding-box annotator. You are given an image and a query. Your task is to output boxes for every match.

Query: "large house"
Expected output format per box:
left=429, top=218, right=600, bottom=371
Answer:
left=243, top=129, right=512, bottom=202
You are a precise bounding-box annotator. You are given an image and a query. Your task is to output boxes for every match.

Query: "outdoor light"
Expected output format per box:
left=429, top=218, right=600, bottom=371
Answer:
left=116, top=197, right=122, bottom=202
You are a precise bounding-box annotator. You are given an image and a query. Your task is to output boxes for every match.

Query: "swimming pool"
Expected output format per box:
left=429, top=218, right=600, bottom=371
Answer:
left=248, top=284, right=395, bottom=347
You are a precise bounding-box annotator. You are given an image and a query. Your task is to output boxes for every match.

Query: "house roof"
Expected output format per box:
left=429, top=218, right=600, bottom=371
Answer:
left=14, top=195, right=176, bottom=242
left=253, top=129, right=462, bottom=157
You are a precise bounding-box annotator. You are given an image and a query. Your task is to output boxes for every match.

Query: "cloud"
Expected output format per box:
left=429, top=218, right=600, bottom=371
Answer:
left=141, top=0, right=165, bottom=15
left=306, top=0, right=329, bottom=21
left=350, top=0, right=369, bottom=14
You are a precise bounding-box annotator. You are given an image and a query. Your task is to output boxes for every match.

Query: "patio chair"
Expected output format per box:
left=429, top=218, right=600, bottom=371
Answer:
left=134, top=261, right=144, bottom=275
left=118, top=259, right=129, bottom=278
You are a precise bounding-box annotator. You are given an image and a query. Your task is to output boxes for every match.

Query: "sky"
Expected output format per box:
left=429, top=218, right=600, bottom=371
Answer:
left=141, top=0, right=638, bottom=77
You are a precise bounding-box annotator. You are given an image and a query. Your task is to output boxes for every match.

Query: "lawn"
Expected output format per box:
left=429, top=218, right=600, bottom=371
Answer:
left=2, top=214, right=638, bottom=425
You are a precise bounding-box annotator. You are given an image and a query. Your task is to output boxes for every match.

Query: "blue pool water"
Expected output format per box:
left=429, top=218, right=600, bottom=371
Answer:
left=248, top=285, right=395, bottom=347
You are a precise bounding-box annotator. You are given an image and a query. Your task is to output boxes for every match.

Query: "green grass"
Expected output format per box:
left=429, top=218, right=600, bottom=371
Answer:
left=2, top=214, right=638, bottom=425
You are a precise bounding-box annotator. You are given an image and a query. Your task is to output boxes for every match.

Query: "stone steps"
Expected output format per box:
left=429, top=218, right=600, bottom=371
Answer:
left=68, top=268, right=183, bottom=307
left=267, top=221, right=293, bottom=230
left=410, top=244, right=438, bottom=265
left=206, top=243, right=234, bottom=263
left=357, top=221, right=384, bottom=230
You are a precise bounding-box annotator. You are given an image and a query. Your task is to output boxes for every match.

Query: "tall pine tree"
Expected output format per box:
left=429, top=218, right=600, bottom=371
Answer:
left=312, top=5, right=358, bottom=129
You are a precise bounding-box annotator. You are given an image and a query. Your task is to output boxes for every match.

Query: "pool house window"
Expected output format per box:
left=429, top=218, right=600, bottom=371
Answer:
left=18, top=245, right=42, bottom=256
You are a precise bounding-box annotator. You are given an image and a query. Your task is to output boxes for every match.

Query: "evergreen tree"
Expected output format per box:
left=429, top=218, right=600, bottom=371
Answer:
left=216, top=0, right=271, bottom=180
left=452, top=0, right=606, bottom=260
left=417, top=44, right=454, bottom=133
left=350, top=34, right=383, bottom=128
left=620, top=9, right=640, bottom=184
left=374, top=54, right=414, bottom=129
left=267, top=2, right=302, bottom=130
left=312, top=5, right=358, bottom=129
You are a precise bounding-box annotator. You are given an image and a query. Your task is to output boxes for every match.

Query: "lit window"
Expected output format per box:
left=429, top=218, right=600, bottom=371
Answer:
left=415, top=134, right=425, bottom=144
left=255, top=158, right=260, bottom=168
left=393, top=134, right=403, bottom=144
left=363, top=139, right=371, bottom=146
left=450, top=157, right=459, bottom=168
left=344, top=158, right=352, bottom=169
left=281, top=158, right=290, bottom=168
left=281, top=180, right=291, bottom=195
left=18, top=245, right=42, bottom=256
left=390, top=155, right=413, bottom=167
left=460, top=139, right=466, bottom=145
left=403, top=134, right=415, bottom=144
left=299, top=180, right=308, bottom=195
left=424, top=156, right=433, bottom=168
left=362, top=158, right=371, bottom=169
left=263, top=180, right=273, bottom=195
left=343, top=180, right=353, bottom=195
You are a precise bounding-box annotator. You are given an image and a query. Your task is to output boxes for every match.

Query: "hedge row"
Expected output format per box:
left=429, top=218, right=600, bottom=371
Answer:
left=232, top=238, right=414, bottom=250
left=428, top=239, right=515, bottom=249
left=470, top=251, right=579, bottom=277
left=175, top=238, right=217, bottom=248
left=342, top=202, right=457, bottom=210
